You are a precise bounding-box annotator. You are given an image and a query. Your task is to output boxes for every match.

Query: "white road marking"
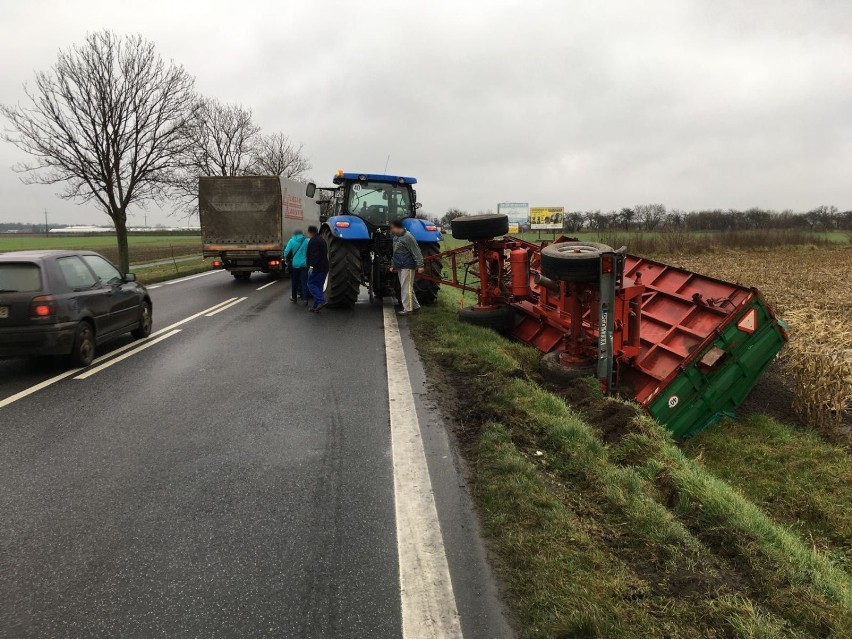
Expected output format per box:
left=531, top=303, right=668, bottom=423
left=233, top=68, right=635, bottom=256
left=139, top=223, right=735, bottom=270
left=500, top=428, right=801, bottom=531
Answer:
left=151, top=298, right=237, bottom=336
left=0, top=297, right=238, bottom=409
left=256, top=280, right=278, bottom=291
left=204, top=297, right=247, bottom=317
left=74, top=329, right=182, bottom=380
left=382, top=304, right=463, bottom=638
left=146, top=269, right=223, bottom=289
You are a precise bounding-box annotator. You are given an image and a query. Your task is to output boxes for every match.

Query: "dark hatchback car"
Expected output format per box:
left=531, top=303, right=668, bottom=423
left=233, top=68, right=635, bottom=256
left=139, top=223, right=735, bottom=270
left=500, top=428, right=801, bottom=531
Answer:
left=0, top=250, right=152, bottom=367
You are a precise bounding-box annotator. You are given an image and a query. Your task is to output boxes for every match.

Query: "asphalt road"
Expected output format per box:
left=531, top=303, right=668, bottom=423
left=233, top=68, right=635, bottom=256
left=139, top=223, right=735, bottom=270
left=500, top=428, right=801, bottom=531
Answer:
left=0, top=270, right=512, bottom=638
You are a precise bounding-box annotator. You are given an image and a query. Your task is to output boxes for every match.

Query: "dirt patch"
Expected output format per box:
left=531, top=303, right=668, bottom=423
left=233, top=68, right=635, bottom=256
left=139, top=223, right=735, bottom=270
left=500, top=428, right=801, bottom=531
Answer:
left=544, top=377, right=642, bottom=444
left=737, top=359, right=803, bottom=427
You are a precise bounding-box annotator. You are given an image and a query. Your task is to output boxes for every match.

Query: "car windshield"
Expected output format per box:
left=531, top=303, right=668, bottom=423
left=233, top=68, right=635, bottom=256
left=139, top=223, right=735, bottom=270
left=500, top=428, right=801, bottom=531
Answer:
left=347, top=181, right=411, bottom=226
left=0, top=263, right=42, bottom=293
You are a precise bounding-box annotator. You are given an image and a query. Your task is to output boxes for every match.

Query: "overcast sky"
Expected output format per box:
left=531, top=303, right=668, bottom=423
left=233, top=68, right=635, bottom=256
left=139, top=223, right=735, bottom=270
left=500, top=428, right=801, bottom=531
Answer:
left=1, top=0, right=850, bottom=226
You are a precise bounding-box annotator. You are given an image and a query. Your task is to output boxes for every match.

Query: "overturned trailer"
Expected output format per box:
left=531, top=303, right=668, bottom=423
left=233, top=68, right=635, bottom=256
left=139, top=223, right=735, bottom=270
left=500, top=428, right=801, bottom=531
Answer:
left=418, top=214, right=787, bottom=437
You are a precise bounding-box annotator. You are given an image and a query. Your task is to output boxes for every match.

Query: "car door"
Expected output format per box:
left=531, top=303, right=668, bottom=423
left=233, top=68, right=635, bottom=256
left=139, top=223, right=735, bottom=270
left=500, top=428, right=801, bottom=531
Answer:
left=81, top=255, right=139, bottom=332
left=55, top=256, right=112, bottom=334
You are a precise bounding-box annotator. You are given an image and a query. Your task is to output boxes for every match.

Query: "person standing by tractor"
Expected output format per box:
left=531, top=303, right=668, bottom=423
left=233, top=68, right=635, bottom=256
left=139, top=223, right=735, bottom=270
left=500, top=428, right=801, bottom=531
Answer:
left=390, top=219, right=424, bottom=316
left=283, top=229, right=309, bottom=304
left=305, top=225, right=328, bottom=313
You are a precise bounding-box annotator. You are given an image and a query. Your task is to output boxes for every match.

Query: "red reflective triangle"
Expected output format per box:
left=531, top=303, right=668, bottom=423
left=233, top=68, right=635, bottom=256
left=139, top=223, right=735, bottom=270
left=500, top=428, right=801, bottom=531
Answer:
left=737, top=308, right=757, bottom=334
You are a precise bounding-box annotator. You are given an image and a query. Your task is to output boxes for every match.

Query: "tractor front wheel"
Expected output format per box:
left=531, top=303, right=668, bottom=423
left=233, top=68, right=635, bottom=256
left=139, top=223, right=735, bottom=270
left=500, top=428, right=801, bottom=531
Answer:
left=323, top=230, right=362, bottom=308
left=414, top=242, right=442, bottom=304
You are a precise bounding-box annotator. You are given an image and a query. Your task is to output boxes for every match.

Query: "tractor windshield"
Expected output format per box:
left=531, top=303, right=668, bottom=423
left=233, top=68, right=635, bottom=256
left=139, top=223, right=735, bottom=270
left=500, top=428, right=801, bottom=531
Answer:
left=347, top=181, right=411, bottom=226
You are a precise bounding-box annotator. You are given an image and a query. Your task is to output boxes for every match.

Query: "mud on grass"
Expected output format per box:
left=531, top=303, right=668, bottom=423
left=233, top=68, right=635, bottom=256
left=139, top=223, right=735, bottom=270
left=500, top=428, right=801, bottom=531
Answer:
left=409, top=289, right=852, bottom=639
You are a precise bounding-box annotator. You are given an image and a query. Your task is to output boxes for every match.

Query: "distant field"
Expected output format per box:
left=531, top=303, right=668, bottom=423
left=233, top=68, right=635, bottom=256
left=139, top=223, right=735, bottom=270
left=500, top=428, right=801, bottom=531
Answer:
left=0, top=234, right=201, bottom=265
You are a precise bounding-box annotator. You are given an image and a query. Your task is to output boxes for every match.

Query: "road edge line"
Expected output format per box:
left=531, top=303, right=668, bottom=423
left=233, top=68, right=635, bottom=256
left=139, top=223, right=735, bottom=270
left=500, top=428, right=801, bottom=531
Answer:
left=383, top=303, right=463, bottom=638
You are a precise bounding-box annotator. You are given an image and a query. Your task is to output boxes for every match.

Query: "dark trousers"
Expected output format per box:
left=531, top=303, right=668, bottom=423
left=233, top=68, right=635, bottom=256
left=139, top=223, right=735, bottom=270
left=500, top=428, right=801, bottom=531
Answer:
left=307, top=270, right=327, bottom=308
left=290, top=267, right=308, bottom=300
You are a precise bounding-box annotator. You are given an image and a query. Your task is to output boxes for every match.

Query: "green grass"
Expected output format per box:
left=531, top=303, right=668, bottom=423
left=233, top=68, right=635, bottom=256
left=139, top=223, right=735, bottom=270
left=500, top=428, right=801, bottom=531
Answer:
left=683, top=415, right=852, bottom=571
left=0, top=234, right=201, bottom=265
left=409, top=286, right=852, bottom=638
left=130, top=259, right=212, bottom=285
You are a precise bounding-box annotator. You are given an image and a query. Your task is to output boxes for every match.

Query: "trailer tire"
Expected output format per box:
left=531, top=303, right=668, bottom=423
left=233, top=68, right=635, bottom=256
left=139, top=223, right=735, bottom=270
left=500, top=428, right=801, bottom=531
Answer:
left=458, top=304, right=516, bottom=334
left=451, top=214, right=509, bottom=240
left=414, top=242, right=442, bottom=304
left=540, top=241, right=612, bottom=283
left=323, top=231, right=362, bottom=308
left=539, top=350, right=597, bottom=382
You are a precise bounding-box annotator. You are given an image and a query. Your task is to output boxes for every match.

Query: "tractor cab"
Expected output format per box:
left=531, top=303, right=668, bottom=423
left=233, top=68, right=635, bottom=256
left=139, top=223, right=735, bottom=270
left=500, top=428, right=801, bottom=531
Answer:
left=331, top=172, right=418, bottom=228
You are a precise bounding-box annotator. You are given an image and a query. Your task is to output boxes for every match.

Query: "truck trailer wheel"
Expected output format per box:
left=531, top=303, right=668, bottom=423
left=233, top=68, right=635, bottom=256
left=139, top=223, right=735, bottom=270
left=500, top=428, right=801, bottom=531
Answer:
left=458, top=304, right=516, bottom=334
left=414, top=242, right=442, bottom=304
left=451, top=214, right=509, bottom=240
left=323, top=231, right=362, bottom=308
left=539, top=350, right=597, bottom=382
left=540, top=241, right=613, bottom=283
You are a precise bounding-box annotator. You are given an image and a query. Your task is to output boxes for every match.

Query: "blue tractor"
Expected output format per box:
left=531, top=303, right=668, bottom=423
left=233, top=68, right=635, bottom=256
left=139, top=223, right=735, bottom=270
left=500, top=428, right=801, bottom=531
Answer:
left=306, top=171, right=442, bottom=308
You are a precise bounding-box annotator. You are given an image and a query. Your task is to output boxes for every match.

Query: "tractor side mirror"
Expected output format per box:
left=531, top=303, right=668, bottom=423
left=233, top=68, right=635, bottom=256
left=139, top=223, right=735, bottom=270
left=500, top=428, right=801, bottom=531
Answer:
left=415, top=202, right=423, bottom=209
left=306, top=182, right=316, bottom=198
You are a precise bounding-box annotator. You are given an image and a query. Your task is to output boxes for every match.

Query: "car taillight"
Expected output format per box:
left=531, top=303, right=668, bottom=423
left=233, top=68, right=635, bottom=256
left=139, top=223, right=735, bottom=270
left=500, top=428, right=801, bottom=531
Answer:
left=30, top=295, right=56, bottom=318
left=335, top=221, right=350, bottom=228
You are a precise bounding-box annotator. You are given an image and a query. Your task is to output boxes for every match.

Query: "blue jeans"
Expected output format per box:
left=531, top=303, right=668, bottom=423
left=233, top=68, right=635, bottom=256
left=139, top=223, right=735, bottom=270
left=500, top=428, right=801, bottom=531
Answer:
left=290, top=267, right=308, bottom=300
left=307, top=269, right=327, bottom=308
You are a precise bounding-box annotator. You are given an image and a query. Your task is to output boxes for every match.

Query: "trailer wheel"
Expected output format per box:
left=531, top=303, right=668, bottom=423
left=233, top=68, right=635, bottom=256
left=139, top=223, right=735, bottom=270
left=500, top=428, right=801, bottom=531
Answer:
left=458, top=304, right=516, bottom=334
left=540, top=241, right=612, bottom=283
left=323, top=230, right=362, bottom=308
left=414, top=242, right=442, bottom=304
left=539, top=350, right=597, bottom=382
left=451, top=214, right=510, bottom=240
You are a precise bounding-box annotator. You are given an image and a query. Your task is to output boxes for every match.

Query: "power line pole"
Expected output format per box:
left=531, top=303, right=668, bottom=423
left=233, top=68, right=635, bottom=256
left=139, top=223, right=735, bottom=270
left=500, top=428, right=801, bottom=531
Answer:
left=44, top=208, right=48, bottom=237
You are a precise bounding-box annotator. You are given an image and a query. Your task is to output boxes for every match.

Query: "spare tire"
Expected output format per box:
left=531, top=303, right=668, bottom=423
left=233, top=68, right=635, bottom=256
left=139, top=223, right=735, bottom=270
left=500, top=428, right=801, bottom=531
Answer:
left=540, top=241, right=612, bottom=283
left=458, top=304, right=516, bottom=334
left=451, top=214, right=509, bottom=240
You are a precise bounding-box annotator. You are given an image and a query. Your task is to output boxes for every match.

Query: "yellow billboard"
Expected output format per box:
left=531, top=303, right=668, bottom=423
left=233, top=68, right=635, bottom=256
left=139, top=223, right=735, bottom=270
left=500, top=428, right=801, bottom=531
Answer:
left=530, top=207, right=564, bottom=230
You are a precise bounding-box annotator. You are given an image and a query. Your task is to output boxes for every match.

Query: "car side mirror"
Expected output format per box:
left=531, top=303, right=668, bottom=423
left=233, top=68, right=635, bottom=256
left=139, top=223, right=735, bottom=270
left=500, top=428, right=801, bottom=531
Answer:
left=306, top=182, right=316, bottom=198
left=125, top=273, right=137, bottom=282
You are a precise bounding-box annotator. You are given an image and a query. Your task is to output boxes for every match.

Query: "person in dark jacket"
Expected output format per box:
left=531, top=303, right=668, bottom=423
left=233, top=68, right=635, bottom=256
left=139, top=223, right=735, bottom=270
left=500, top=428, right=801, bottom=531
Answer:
left=390, top=219, right=424, bottom=316
left=305, top=226, right=328, bottom=313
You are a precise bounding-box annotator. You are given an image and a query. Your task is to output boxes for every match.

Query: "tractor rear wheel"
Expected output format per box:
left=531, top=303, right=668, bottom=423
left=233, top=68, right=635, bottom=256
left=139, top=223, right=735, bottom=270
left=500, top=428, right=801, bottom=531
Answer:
left=323, top=230, right=362, bottom=308
left=414, top=242, right=442, bottom=304
left=540, top=241, right=613, bottom=283
left=451, top=214, right=509, bottom=240
left=458, top=304, right=516, bottom=334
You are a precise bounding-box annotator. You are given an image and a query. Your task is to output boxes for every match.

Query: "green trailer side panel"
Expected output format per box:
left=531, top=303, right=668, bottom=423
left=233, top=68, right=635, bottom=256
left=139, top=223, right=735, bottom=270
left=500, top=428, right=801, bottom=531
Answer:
left=647, top=296, right=787, bottom=438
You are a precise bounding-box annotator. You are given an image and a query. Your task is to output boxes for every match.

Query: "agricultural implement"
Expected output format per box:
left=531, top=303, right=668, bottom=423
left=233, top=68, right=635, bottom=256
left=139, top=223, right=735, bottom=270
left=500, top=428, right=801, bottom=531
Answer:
left=418, top=213, right=788, bottom=437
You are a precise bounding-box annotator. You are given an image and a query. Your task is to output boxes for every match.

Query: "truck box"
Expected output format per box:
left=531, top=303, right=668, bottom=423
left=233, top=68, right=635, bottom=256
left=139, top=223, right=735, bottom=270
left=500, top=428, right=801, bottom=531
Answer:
left=199, top=176, right=320, bottom=276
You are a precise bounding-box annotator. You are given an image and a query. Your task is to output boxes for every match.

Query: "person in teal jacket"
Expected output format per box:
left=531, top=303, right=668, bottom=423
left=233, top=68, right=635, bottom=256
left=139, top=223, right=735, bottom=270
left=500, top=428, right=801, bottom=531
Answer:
left=283, top=230, right=310, bottom=303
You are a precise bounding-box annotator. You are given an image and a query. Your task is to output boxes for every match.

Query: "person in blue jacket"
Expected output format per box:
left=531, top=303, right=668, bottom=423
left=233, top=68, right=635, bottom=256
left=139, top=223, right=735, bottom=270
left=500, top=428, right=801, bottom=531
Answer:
left=283, top=229, right=309, bottom=303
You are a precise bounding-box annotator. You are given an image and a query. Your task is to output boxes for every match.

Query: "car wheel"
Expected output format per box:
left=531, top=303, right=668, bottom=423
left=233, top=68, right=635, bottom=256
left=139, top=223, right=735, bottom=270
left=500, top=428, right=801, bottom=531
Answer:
left=132, top=302, right=152, bottom=339
left=70, top=321, right=95, bottom=367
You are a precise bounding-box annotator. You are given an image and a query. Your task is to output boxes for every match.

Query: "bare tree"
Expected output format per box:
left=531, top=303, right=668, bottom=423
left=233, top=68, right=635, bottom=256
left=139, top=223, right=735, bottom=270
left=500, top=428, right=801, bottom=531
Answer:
left=250, top=131, right=311, bottom=177
left=1, top=31, right=196, bottom=272
left=635, top=203, right=666, bottom=231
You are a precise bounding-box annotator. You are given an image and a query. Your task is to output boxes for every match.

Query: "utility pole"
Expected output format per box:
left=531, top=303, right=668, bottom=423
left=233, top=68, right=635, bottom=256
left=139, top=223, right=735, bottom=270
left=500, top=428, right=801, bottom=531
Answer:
left=44, top=208, right=48, bottom=237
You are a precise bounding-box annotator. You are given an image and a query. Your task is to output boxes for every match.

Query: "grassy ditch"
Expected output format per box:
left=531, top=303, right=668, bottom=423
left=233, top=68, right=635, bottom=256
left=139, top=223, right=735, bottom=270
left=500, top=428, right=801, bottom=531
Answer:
left=409, top=287, right=852, bottom=638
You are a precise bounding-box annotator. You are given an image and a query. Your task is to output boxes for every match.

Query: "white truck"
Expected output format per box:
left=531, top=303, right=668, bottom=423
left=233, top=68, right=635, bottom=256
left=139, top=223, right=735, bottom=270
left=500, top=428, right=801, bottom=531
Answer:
left=199, top=176, right=321, bottom=280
